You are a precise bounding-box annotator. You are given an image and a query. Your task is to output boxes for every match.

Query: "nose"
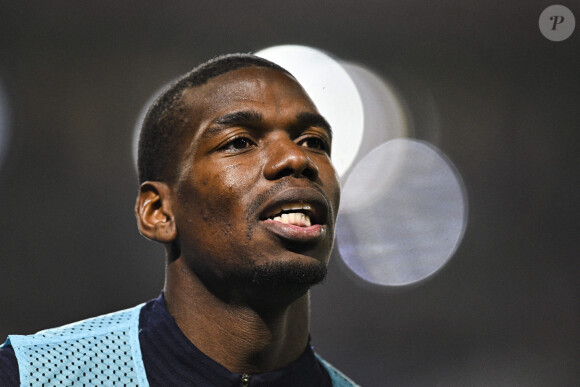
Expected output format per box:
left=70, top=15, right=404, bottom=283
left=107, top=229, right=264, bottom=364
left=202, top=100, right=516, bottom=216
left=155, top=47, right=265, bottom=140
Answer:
left=263, top=135, right=319, bottom=181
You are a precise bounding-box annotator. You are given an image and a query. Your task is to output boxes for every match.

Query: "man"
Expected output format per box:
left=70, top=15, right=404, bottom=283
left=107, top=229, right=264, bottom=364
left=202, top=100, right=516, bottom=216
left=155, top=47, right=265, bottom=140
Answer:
left=0, top=54, right=357, bottom=386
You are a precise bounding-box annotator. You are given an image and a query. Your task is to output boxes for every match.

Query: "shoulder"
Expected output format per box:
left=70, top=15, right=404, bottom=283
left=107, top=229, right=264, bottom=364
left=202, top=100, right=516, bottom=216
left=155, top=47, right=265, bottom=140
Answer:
left=2, top=303, right=146, bottom=386
left=315, top=353, right=360, bottom=387
left=8, top=303, right=144, bottom=351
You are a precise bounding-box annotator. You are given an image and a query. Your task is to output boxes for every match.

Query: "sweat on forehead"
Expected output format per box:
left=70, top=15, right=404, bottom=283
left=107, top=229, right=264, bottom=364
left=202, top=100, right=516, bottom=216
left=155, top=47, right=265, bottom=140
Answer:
left=137, top=54, right=293, bottom=184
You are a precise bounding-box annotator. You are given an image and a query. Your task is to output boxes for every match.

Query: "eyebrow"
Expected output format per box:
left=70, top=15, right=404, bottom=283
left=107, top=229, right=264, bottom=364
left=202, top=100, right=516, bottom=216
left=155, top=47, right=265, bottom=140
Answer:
left=201, top=110, right=264, bottom=139
left=201, top=109, right=333, bottom=139
left=294, top=112, right=333, bottom=140
left=216, top=110, right=264, bottom=126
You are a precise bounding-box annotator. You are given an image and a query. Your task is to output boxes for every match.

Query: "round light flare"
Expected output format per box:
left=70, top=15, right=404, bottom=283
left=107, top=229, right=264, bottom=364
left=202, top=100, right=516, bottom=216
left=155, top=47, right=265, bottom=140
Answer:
left=255, top=45, right=365, bottom=178
left=339, top=62, right=410, bottom=179
left=337, top=139, right=468, bottom=287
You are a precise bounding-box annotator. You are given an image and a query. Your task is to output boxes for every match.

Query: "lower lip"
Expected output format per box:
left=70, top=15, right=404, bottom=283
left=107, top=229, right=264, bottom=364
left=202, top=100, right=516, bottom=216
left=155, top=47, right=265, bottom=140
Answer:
left=261, top=220, right=325, bottom=242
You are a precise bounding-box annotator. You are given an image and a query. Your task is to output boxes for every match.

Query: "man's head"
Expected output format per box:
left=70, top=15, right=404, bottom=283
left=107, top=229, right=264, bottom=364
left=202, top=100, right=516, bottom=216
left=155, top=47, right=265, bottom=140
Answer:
left=136, top=54, right=340, bottom=305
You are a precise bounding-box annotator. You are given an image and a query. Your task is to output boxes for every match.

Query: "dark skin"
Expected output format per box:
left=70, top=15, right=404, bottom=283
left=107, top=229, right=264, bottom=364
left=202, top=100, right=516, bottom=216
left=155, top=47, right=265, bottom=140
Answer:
left=135, top=66, right=340, bottom=374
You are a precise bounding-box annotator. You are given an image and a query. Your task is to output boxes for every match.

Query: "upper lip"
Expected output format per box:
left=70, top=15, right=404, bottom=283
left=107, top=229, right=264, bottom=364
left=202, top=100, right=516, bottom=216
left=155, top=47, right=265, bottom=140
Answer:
left=258, top=187, right=330, bottom=225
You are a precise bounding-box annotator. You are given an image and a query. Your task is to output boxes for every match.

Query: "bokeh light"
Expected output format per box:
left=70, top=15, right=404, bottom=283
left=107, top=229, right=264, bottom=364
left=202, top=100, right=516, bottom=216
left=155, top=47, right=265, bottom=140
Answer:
left=339, top=62, right=409, bottom=179
left=337, top=139, right=468, bottom=286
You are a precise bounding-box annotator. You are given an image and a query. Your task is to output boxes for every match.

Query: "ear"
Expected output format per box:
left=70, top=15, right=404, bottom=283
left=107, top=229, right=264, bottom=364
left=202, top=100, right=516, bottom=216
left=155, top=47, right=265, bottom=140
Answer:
left=135, top=181, right=177, bottom=243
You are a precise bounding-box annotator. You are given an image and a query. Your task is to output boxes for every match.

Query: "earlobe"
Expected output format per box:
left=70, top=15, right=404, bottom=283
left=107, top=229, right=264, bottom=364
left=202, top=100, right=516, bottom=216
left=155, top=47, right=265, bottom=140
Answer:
left=135, top=181, right=177, bottom=243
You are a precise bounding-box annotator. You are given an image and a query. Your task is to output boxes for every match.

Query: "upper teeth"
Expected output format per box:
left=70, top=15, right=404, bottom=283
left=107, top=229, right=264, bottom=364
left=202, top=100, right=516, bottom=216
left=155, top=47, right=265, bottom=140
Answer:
left=268, top=203, right=313, bottom=226
left=280, top=203, right=312, bottom=213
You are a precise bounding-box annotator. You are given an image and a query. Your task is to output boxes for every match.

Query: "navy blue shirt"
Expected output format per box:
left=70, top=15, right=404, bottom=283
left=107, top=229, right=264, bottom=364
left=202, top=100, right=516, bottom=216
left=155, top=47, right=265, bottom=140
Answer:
left=0, top=295, right=332, bottom=386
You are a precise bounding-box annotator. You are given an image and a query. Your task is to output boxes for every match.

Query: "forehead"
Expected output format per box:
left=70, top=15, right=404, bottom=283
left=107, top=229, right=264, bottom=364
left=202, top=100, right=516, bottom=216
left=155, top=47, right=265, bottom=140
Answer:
left=181, top=66, right=318, bottom=120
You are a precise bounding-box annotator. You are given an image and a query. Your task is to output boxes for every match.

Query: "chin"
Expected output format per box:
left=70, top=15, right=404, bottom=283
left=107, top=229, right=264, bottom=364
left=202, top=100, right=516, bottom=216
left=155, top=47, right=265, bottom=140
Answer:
left=255, top=262, right=327, bottom=308
left=250, top=258, right=328, bottom=288
left=223, top=257, right=328, bottom=307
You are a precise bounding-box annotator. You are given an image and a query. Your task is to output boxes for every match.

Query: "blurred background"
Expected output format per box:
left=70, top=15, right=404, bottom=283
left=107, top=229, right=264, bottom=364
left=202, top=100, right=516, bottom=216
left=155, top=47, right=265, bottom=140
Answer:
left=0, top=1, right=578, bottom=385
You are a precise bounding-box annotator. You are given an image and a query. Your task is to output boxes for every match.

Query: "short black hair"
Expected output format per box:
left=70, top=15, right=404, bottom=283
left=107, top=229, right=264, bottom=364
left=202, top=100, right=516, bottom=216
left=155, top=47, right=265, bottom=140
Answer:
left=137, top=53, right=292, bottom=184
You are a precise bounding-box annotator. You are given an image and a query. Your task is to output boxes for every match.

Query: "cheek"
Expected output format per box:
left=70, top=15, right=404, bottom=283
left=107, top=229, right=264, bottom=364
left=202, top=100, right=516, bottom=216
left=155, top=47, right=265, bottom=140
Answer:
left=175, top=181, right=236, bottom=258
left=182, top=163, right=255, bottom=229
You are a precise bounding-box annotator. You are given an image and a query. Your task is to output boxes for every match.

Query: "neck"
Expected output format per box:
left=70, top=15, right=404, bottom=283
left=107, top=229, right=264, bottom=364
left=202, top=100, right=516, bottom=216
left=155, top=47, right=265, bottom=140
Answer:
left=164, top=258, right=311, bottom=374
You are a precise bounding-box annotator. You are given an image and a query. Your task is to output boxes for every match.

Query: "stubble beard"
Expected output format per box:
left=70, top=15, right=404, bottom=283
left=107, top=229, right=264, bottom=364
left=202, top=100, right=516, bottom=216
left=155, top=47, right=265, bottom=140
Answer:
left=248, top=259, right=327, bottom=289
left=221, top=256, right=328, bottom=306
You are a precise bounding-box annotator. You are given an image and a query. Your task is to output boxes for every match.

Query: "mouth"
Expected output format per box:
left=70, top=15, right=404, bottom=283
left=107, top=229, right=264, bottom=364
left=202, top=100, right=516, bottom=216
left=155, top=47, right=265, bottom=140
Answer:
left=258, top=188, right=330, bottom=242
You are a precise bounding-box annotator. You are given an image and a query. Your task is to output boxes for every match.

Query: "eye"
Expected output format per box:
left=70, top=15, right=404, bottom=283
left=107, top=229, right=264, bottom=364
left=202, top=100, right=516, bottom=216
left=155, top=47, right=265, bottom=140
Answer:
left=221, top=136, right=256, bottom=152
left=300, top=137, right=330, bottom=153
